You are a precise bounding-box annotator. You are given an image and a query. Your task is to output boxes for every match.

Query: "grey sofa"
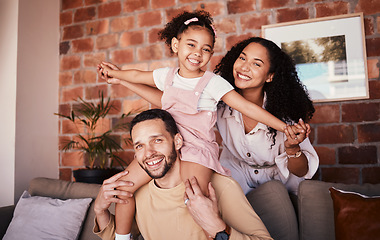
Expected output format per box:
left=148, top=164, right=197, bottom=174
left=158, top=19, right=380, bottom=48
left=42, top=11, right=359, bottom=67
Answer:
left=1, top=177, right=379, bottom=240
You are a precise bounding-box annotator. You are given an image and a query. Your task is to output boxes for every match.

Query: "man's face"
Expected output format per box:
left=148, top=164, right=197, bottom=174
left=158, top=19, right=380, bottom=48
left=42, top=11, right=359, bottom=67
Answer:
left=131, top=119, right=180, bottom=179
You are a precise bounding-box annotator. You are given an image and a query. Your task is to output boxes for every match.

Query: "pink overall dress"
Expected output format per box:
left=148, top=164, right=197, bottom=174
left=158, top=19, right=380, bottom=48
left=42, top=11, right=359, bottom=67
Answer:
left=161, top=68, right=230, bottom=176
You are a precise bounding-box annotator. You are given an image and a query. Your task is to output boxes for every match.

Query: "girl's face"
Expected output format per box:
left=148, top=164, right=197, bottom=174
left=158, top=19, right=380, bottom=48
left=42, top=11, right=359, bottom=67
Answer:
left=233, top=42, right=273, bottom=91
left=171, top=26, right=214, bottom=78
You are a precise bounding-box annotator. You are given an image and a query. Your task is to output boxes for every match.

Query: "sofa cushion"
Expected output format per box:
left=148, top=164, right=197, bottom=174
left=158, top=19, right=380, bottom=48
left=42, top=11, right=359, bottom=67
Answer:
left=330, top=187, right=380, bottom=240
left=246, top=180, right=298, bottom=240
left=298, top=180, right=380, bottom=240
left=3, top=191, right=92, bottom=240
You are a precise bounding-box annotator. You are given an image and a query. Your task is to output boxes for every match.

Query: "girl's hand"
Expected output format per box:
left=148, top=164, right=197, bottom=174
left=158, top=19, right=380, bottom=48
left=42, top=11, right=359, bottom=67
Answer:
left=184, top=177, right=226, bottom=238
left=97, top=62, right=121, bottom=84
left=284, top=119, right=308, bottom=148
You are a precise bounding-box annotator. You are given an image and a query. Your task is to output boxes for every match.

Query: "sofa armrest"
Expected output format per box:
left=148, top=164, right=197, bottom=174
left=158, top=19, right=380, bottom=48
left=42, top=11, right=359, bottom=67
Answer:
left=0, top=205, right=15, bottom=238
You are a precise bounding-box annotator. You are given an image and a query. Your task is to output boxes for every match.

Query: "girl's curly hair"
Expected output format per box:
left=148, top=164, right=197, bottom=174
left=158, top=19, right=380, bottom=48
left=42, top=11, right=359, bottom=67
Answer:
left=158, top=10, right=216, bottom=53
left=215, top=37, right=315, bottom=143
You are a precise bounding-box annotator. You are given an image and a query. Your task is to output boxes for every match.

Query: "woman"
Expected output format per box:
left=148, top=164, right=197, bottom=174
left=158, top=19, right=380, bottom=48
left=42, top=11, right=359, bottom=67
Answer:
left=214, top=37, right=319, bottom=195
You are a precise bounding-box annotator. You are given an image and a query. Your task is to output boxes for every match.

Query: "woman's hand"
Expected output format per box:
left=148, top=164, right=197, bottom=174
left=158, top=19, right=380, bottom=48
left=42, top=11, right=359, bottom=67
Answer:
left=184, top=177, right=226, bottom=238
left=284, top=118, right=309, bottom=148
left=97, top=62, right=121, bottom=84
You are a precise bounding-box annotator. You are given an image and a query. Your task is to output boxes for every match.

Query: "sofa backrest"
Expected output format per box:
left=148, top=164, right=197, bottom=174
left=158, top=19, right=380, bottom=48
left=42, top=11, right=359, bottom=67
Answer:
left=298, top=180, right=380, bottom=240
left=28, top=177, right=102, bottom=240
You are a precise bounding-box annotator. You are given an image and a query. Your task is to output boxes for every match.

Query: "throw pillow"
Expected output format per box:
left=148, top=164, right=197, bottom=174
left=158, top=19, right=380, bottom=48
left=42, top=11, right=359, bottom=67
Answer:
left=329, top=187, right=380, bottom=240
left=3, top=191, right=92, bottom=240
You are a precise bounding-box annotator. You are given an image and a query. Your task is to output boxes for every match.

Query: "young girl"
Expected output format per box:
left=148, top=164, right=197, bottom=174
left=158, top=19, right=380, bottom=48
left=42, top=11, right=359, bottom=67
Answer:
left=99, top=11, right=293, bottom=239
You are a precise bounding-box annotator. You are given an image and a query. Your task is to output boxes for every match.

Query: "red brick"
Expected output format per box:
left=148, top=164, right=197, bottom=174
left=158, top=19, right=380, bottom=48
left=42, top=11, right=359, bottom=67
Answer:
left=367, top=59, right=379, bottom=79
left=123, top=98, right=150, bottom=115
left=179, top=0, right=200, bottom=3
left=318, top=124, right=355, bottom=144
left=277, top=7, right=309, bottom=23
left=84, top=52, right=106, bottom=68
left=261, top=0, right=290, bottom=9
left=98, top=2, right=122, bottom=18
left=60, top=41, right=70, bottom=55
left=215, top=18, right=237, bottom=34
left=296, top=0, right=323, bottom=4
left=60, top=55, right=81, bottom=71
left=85, top=0, right=106, bottom=5
left=111, top=85, right=137, bottom=98
left=62, top=119, right=81, bottom=134
left=111, top=16, right=134, bottom=32
left=62, top=86, right=83, bottom=103
left=315, top=1, right=348, bottom=18
left=362, top=167, right=380, bottom=184
left=357, top=123, right=380, bottom=143
left=227, top=0, right=255, bottom=14
left=86, top=20, right=109, bottom=35
left=123, top=0, right=149, bottom=12
left=148, top=28, right=161, bottom=43
left=377, top=16, right=380, bottom=34
left=355, top=0, right=380, bottom=15
left=209, top=55, right=223, bottom=73
left=366, top=38, right=380, bottom=57
left=85, top=85, right=108, bottom=100
left=369, top=80, right=380, bottom=99
left=62, top=152, right=84, bottom=167
left=241, top=13, right=270, bottom=31
left=62, top=0, right=83, bottom=10
left=108, top=100, right=122, bottom=115
left=137, top=11, right=162, bottom=28
left=113, top=151, right=134, bottom=166
left=60, top=11, right=72, bottom=26
left=59, top=71, right=73, bottom=86
left=62, top=25, right=84, bottom=40
left=74, top=6, right=96, bottom=22
left=196, top=2, right=226, bottom=16
left=149, top=60, right=177, bottom=70
left=96, top=34, right=118, bottom=50
left=137, top=45, right=163, bottom=61
left=310, top=104, right=340, bottom=124
left=120, top=31, right=144, bottom=47
left=338, top=145, right=377, bottom=164
left=321, top=167, right=359, bottom=184
left=59, top=168, right=72, bottom=181
left=315, top=146, right=336, bottom=165
left=72, top=38, right=94, bottom=53
left=58, top=104, right=71, bottom=118
left=364, top=17, right=375, bottom=36
left=342, top=102, right=379, bottom=122
left=152, top=0, right=175, bottom=9
left=165, top=6, right=193, bottom=22
left=111, top=49, right=134, bottom=65
left=226, top=33, right=255, bottom=51
left=74, top=70, right=97, bottom=84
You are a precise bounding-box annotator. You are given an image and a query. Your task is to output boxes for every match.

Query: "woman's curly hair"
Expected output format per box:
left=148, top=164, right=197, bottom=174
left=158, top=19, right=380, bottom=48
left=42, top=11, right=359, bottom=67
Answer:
left=158, top=10, right=216, bottom=53
left=215, top=37, right=315, bottom=143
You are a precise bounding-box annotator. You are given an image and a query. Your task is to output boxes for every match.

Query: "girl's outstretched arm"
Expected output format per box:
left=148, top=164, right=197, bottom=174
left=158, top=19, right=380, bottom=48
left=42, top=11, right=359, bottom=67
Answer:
left=221, top=90, right=286, bottom=132
left=100, top=61, right=155, bottom=86
left=98, top=62, right=162, bottom=107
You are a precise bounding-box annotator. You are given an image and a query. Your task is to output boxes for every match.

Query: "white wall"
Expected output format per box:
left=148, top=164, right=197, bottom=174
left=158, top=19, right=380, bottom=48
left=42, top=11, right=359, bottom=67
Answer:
left=0, top=0, right=60, bottom=207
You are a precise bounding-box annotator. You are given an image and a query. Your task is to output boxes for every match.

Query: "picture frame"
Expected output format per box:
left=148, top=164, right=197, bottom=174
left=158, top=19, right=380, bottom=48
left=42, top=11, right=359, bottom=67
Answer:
left=262, top=13, right=369, bottom=102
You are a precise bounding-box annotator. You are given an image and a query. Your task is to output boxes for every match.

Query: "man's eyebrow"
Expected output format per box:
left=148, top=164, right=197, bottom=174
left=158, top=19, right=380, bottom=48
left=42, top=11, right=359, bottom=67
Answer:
left=133, top=134, right=164, bottom=146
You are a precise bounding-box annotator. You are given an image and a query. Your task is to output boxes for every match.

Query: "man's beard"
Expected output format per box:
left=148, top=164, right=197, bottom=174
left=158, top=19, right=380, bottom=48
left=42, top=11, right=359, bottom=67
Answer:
left=140, top=143, right=177, bottom=179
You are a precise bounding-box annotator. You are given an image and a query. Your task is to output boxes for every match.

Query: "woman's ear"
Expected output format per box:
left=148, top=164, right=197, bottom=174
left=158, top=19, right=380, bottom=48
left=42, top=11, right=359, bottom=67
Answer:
left=174, top=133, right=183, bottom=150
left=171, top=37, right=179, bottom=53
left=266, top=73, right=274, bottom=83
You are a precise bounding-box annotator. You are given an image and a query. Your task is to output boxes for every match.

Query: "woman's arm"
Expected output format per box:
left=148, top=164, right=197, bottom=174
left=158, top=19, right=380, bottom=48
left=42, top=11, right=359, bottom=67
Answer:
left=100, top=62, right=155, bottom=86
left=221, top=90, right=286, bottom=132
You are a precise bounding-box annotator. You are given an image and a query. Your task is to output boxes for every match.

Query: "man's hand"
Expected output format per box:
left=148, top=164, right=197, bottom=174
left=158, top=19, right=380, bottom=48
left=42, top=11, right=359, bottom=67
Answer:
left=184, top=177, right=226, bottom=238
left=94, top=170, right=134, bottom=230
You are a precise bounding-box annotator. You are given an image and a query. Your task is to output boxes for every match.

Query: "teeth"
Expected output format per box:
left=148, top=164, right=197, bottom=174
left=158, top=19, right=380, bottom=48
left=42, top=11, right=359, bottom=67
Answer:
left=238, top=73, right=250, bottom=80
left=188, top=58, right=200, bottom=64
left=146, top=158, right=162, bottom=166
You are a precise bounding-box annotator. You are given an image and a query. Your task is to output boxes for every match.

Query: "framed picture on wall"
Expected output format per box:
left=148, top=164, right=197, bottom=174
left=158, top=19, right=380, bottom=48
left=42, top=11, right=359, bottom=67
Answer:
left=262, top=13, right=369, bottom=102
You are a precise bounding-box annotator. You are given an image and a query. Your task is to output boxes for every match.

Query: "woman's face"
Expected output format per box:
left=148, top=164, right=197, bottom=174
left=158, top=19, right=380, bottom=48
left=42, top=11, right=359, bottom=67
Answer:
left=232, top=42, right=273, bottom=90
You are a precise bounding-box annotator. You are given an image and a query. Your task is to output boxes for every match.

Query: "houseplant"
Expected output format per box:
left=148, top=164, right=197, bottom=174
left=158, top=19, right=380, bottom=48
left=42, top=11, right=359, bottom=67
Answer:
left=56, top=91, right=130, bottom=184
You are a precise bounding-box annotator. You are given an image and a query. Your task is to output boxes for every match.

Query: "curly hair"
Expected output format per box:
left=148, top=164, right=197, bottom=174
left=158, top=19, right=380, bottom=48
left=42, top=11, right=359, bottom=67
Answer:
left=214, top=37, right=315, bottom=143
left=158, top=10, right=216, bottom=53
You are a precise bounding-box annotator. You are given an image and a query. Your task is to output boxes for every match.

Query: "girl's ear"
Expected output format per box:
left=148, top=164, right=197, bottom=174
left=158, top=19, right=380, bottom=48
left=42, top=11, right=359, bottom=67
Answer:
left=174, top=133, right=183, bottom=150
left=266, top=73, right=274, bottom=83
left=171, top=37, right=179, bottom=53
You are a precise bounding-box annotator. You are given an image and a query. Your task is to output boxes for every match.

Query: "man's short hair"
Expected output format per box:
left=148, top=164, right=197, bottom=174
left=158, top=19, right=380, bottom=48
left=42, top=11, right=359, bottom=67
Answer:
left=130, top=109, right=179, bottom=137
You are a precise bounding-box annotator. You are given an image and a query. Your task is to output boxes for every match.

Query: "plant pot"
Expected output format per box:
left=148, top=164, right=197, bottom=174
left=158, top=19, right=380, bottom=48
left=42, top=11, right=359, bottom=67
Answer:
left=73, top=168, right=122, bottom=184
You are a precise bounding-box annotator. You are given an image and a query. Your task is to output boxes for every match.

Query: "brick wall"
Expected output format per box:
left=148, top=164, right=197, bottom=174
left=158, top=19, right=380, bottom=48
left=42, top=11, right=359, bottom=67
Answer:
left=59, top=0, right=380, bottom=183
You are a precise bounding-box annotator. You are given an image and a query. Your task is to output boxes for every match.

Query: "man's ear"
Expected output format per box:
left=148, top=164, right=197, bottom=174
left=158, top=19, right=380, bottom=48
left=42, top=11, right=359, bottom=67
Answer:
left=266, top=73, right=274, bottom=83
left=174, top=133, right=183, bottom=150
left=171, top=37, right=179, bottom=54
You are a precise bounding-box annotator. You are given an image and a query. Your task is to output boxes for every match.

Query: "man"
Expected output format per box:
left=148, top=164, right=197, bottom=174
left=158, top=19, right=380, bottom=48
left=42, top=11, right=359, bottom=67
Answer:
left=93, top=109, right=272, bottom=240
